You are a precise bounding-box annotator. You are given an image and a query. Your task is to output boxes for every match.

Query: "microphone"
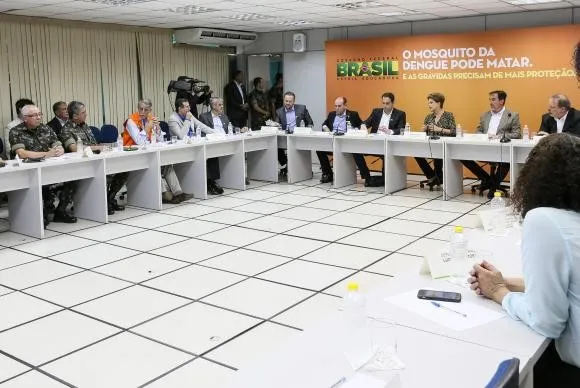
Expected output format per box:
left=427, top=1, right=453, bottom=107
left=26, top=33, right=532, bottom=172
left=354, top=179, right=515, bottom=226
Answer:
left=499, top=112, right=512, bottom=143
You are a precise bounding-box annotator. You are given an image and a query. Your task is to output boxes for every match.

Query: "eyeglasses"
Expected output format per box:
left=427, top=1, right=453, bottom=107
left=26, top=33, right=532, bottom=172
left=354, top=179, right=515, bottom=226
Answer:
left=24, top=113, right=43, bottom=118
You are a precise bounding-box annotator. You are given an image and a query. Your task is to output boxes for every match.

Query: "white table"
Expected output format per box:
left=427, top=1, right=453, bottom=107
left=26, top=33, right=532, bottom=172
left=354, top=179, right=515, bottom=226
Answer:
left=205, top=136, right=245, bottom=196
left=510, top=140, right=534, bottom=190
left=334, top=135, right=387, bottom=193
left=158, top=142, right=206, bottom=200
left=244, top=132, right=278, bottom=183
left=286, top=132, right=333, bottom=183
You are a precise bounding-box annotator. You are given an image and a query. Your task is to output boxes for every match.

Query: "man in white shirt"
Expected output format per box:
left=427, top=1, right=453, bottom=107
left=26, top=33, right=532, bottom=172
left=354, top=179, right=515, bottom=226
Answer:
left=3, top=98, right=34, bottom=159
left=168, top=98, right=212, bottom=139
left=538, top=94, right=580, bottom=136
left=461, top=90, right=521, bottom=198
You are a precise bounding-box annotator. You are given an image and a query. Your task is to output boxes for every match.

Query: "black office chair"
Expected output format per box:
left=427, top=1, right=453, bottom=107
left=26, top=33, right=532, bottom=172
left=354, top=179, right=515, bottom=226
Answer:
left=90, top=126, right=101, bottom=143
left=418, top=159, right=442, bottom=191
left=159, top=121, right=171, bottom=142
left=471, top=163, right=510, bottom=198
left=485, top=358, right=519, bottom=388
left=100, top=124, right=119, bottom=143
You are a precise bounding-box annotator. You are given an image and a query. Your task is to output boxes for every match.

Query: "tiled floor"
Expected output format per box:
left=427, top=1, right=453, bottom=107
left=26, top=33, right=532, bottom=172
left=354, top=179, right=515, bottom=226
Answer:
left=0, top=173, right=490, bottom=387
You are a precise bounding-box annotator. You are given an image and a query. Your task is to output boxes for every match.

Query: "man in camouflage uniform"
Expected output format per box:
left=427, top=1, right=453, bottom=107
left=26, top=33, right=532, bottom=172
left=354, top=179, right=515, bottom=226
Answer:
left=59, top=101, right=128, bottom=215
left=9, top=105, right=77, bottom=226
left=248, top=77, right=270, bottom=131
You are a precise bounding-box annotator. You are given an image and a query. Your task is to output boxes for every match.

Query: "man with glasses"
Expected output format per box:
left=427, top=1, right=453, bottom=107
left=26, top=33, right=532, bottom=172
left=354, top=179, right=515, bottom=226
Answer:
left=4, top=98, right=34, bottom=159
left=9, top=105, right=77, bottom=226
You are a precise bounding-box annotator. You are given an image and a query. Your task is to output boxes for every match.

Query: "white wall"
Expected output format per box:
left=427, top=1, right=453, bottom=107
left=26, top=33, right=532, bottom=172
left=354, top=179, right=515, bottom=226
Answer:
left=247, top=55, right=271, bottom=89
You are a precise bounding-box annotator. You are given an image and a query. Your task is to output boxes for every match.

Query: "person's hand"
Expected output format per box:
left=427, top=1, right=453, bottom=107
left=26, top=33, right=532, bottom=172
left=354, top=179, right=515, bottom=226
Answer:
left=360, top=124, right=368, bottom=133
left=47, top=146, right=63, bottom=158
left=186, top=112, right=194, bottom=120
left=241, top=127, right=249, bottom=133
left=488, top=134, right=499, bottom=140
left=427, top=123, right=435, bottom=132
left=469, top=260, right=510, bottom=304
left=322, top=125, right=330, bottom=132
left=241, top=103, right=249, bottom=110
left=537, top=131, right=549, bottom=136
left=378, top=125, right=388, bottom=133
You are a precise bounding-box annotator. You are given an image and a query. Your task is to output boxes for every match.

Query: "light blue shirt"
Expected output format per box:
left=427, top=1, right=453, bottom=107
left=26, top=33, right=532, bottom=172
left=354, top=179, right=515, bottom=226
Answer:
left=502, top=207, right=580, bottom=367
left=334, top=113, right=347, bottom=133
left=285, top=107, right=296, bottom=130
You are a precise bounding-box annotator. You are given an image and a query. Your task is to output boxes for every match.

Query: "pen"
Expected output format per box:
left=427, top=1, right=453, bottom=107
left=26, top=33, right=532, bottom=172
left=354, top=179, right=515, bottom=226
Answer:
left=431, top=301, right=467, bottom=318
left=329, top=376, right=346, bottom=388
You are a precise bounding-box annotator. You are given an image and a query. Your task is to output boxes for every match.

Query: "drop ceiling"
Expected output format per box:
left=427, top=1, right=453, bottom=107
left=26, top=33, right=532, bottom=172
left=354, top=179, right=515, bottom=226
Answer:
left=0, top=0, right=578, bottom=32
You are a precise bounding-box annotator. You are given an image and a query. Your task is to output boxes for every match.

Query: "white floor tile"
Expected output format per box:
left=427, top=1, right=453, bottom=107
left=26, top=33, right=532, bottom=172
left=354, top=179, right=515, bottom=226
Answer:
left=324, top=271, right=393, bottom=297
left=329, top=191, right=385, bottom=203
left=274, top=207, right=336, bottom=222
left=156, top=219, right=227, bottom=238
left=272, top=293, right=343, bottom=329
left=144, top=266, right=245, bottom=299
left=146, top=358, right=235, bottom=388
left=238, top=215, right=309, bottom=233
left=264, top=193, right=318, bottom=207
left=451, top=213, right=483, bottom=229
left=338, top=230, right=417, bottom=252
left=25, top=271, right=131, bottom=307
left=0, top=249, right=42, bottom=271
left=132, top=303, right=260, bottom=354
left=258, top=260, right=354, bottom=291
left=204, top=278, right=313, bottom=319
left=0, top=310, right=119, bottom=365
left=202, top=197, right=254, bottom=210
left=284, top=222, right=359, bottom=242
left=0, top=259, right=81, bottom=290
left=233, top=201, right=293, bottom=215
left=74, top=285, right=190, bottom=329
left=417, top=200, right=481, bottom=213
left=395, top=208, right=461, bottom=224
left=291, top=186, right=333, bottom=197
left=245, top=235, right=327, bottom=258
left=109, top=230, right=188, bottom=252
left=106, top=206, right=151, bottom=221
left=318, top=212, right=385, bottom=229
left=118, top=213, right=187, bottom=229
left=393, top=188, right=443, bottom=198
left=94, top=254, right=189, bottom=283
left=0, top=232, right=38, bottom=248
left=151, top=239, right=237, bottom=263
left=371, top=195, right=431, bottom=208
left=452, top=193, right=491, bottom=204
left=0, top=371, right=66, bottom=387
left=0, top=285, right=13, bottom=296
left=299, top=243, right=387, bottom=269
left=45, top=218, right=102, bottom=233
left=197, top=226, right=275, bottom=247
left=160, top=204, right=221, bottom=218
left=50, top=243, right=138, bottom=269
left=15, top=235, right=96, bottom=257
left=70, top=223, right=145, bottom=242
left=0, top=292, right=61, bottom=331
left=228, top=189, right=281, bottom=201
left=42, top=332, right=192, bottom=388
left=348, top=203, right=408, bottom=218
left=398, top=237, right=448, bottom=257
left=258, top=183, right=303, bottom=193
left=0, top=354, right=29, bottom=383
left=302, top=198, right=359, bottom=212
left=197, top=210, right=262, bottom=225
left=370, top=218, right=442, bottom=237
left=200, top=249, right=291, bottom=276
left=207, top=322, right=300, bottom=369
left=365, top=253, right=424, bottom=277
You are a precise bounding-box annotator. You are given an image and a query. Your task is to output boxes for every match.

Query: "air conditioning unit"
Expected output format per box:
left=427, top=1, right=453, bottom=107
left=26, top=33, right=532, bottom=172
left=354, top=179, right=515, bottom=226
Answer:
left=173, top=28, right=257, bottom=47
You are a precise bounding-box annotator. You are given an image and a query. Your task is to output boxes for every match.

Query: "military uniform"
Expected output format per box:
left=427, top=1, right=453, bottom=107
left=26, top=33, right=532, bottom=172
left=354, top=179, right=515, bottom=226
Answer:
left=60, top=121, right=128, bottom=214
left=9, top=122, right=76, bottom=222
left=249, top=89, right=269, bottom=131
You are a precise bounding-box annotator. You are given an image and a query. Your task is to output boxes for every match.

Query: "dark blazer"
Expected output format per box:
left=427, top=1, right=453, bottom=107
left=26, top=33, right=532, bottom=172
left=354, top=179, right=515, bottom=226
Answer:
left=275, top=104, right=313, bottom=131
left=363, top=107, right=406, bottom=134
left=224, top=81, right=248, bottom=121
left=47, top=117, right=65, bottom=136
left=198, top=111, right=230, bottom=135
left=322, top=110, right=362, bottom=131
left=539, top=108, right=580, bottom=136
left=477, top=108, right=521, bottom=139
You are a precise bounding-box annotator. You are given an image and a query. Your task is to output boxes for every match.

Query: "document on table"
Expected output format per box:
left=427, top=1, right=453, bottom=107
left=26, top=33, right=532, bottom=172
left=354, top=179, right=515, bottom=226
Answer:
left=385, top=290, right=504, bottom=331
left=340, top=373, right=386, bottom=388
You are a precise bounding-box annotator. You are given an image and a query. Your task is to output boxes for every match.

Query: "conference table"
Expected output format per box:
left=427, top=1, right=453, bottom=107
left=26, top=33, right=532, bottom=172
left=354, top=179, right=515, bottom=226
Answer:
left=226, top=227, right=548, bottom=388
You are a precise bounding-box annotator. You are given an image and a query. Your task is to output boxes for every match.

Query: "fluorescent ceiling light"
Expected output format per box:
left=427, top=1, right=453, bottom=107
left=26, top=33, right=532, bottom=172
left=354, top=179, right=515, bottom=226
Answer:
left=508, top=0, right=562, bottom=4
left=228, top=13, right=273, bottom=21
left=378, top=11, right=406, bottom=16
left=166, top=5, right=218, bottom=14
left=335, top=1, right=383, bottom=10
left=276, top=19, right=313, bottom=26
left=80, top=0, right=155, bottom=5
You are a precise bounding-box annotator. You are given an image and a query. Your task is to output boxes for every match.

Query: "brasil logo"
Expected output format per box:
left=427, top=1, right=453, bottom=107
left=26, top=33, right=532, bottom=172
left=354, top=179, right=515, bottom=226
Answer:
left=337, top=60, right=399, bottom=78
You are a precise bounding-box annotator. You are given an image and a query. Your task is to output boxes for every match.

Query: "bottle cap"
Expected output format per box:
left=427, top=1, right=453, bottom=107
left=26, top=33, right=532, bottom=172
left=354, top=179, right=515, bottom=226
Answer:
left=454, top=225, right=463, bottom=233
left=347, top=281, right=359, bottom=292
left=494, top=191, right=502, bottom=197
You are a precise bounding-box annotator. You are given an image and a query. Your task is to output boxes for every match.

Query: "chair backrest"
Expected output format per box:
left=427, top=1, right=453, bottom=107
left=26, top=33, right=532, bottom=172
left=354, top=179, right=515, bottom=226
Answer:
left=90, top=126, right=101, bottom=143
left=159, top=121, right=171, bottom=141
left=100, top=124, right=119, bottom=143
left=485, top=358, right=520, bottom=388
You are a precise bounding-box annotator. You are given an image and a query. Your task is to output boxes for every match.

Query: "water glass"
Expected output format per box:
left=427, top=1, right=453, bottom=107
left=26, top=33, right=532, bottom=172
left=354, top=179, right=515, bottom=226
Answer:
left=171, top=136, right=178, bottom=144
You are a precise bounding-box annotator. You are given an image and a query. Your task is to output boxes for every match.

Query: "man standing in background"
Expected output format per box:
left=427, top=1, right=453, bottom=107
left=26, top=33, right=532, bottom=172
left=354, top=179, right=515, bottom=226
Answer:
left=47, top=101, right=68, bottom=136
left=268, top=73, right=283, bottom=119
left=248, top=77, right=270, bottom=131
left=224, top=70, right=248, bottom=128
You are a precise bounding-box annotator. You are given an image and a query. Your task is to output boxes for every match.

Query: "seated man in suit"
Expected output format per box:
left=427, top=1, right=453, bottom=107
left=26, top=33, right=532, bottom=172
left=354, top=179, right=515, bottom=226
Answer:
left=47, top=101, right=68, bottom=136
left=461, top=90, right=521, bottom=198
left=4, top=98, right=34, bottom=159
left=538, top=94, right=580, bottom=137
left=318, top=96, right=365, bottom=184
left=275, top=91, right=314, bottom=176
left=360, top=92, right=407, bottom=186
left=10, top=105, right=77, bottom=226
left=59, top=101, right=128, bottom=215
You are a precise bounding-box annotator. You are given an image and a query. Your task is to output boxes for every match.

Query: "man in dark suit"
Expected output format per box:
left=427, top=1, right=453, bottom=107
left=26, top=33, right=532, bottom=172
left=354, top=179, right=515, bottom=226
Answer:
left=47, top=101, right=68, bottom=136
left=224, top=70, right=248, bottom=128
left=538, top=94, right=580, bottom=137
left=461, top=90, right=521, bottom=198
left=317, top=96, right=366, bottom=184
left=358, top=92, right=407, bottom=186
left=275, top=91, right=314, bottom=176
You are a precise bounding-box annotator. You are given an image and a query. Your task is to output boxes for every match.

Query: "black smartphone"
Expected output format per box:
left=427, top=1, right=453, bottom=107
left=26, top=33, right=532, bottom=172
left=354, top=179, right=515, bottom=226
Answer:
left=334, top=131, right=345, bottom=136
left=417, top=289, right=462, bottom=303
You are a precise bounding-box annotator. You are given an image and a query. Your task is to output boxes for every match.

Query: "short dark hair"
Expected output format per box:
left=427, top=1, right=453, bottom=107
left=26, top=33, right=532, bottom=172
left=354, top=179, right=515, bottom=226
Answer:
left=253, top=77, right=263, bottom=88
left=15, top=98, right=34, bottom=115
left=52, top=101, right=66, bottom=113
left=175, top=98, right=188, bottom=111
left=233, top=70, right=243, bottom=79
left=381, top=92, right=395, bottom=103
left=574, top=41, right=580, bottom=83
left=275, top=73, right=283, bottom=83
left=490, top=90, right=507, bottom=102
left=284, top=91, right=296, bottom=100
left=512, top=133, right=580, bottom=218
left=336, top=96, right=347, bottom=105
left=427, top=92, right=445, bottom=108
left=551, top=94, right=571, bottom=111
left=67, top=101, right=85, bottom=118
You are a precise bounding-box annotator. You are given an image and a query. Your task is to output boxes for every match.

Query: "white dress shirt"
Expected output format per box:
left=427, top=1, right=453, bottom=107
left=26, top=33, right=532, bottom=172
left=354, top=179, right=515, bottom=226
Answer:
left=379, top=110, right=392, bottom=129
left=126, top=118, right=163, bottom=145
left=487, top=107, right=504, bottom=136
left=235, top=81, right=245, bottom=104
left=556, top=111, right=568, bottom=133
left=167, top=112, right=212, bottom=140
left=502, top=207, right=580, bottom=367
left=212, top=114, right=226, bottom=134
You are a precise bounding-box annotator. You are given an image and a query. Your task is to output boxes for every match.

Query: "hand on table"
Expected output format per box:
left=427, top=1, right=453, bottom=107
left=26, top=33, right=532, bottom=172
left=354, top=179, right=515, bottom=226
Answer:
left=468, top=260, right=510, bottom=304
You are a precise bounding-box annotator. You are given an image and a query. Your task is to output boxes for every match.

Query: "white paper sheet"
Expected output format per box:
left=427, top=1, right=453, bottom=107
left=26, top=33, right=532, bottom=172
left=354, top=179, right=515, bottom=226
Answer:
left=385, top=290, right=504, bottom=331
left=342, top=373, right=386, bottom=388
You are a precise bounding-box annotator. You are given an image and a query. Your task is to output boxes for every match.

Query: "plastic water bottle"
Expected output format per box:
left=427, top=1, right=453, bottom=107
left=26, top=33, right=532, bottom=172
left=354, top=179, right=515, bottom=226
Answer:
left=450, top=226, right=467, bottom=261
left=117, top=133, right=123, bottom=151
left=489, top=192, right=507, bottom=235
left=194, top=125, right=201, bottom=140
left=404, top=122, right=411, bottom=136
left=76, top=138, right=83, bottom=155
left=456, top=123, right=463, bottom=139
left=346, top=120, right=353, bottom=132
left=522, top=124, right=530, bottom=142
left=344, top=281, right=366, bottom=328
left=227, top=122, right=233, bottom=136
left=150, top=131, right=157, bottom=145
left=299, top=119, right=305, bottom=128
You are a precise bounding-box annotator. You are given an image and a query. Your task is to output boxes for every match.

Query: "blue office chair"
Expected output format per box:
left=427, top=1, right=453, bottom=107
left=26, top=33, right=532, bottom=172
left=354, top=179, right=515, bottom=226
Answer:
left=90, top=126, right=101, bottom=143
left=485, top=358, right=520, bottom=388
left=159, top=121, right=171, bottom=142
left=100, top=124, right=119, bottom=143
